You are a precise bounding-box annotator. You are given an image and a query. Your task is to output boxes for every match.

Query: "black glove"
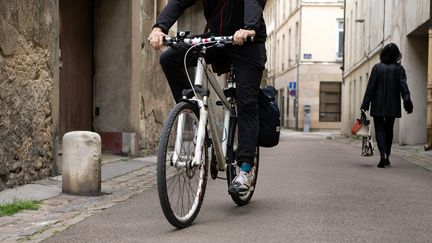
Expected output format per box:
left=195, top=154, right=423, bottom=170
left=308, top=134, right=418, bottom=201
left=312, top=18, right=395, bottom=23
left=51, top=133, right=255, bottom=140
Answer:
left=360, top=103, right=369, bottom=112
left=360, top=109, right=370, bottom=125
left=360, top=110, right=367, bottom=122
left=403, top=100, right=413, bottom=114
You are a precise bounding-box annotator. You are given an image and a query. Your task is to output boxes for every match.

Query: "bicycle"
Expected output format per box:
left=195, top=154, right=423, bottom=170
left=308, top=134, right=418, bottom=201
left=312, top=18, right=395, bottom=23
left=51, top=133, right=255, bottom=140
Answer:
left=156, top=31, right=261, bottom=228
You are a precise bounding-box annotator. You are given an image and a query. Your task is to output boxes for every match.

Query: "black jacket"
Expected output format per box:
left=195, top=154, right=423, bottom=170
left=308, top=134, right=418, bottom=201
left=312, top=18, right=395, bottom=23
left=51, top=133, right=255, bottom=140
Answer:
left=361, top=63, right=412, bottom=118
left=154, top=0, right=267, bottom=38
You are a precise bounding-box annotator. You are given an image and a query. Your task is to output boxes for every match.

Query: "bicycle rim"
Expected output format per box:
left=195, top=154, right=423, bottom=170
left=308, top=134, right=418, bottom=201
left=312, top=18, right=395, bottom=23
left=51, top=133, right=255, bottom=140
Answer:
left=157, top=102, right=208, bottom=228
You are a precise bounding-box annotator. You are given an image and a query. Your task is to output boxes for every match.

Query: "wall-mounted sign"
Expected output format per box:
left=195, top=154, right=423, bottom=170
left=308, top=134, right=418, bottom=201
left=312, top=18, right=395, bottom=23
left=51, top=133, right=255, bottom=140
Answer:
left=288, top=81, right=296, bottom=97
left=288, top=81, right=296, bottom=90
left=303, top=53, right=312, bottom=59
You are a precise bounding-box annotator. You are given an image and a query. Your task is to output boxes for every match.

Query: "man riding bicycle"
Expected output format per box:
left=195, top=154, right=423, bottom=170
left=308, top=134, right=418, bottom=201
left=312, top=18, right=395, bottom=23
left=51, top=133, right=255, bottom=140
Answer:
left=148, top=0, right=267, bottom=195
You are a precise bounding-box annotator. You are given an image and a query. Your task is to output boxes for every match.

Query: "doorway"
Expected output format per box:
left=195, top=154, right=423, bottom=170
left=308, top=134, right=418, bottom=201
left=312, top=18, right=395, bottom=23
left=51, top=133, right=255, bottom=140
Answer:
left=279, top=89, right=285, bottom=127
left=59, top=0, right=94, bottom=138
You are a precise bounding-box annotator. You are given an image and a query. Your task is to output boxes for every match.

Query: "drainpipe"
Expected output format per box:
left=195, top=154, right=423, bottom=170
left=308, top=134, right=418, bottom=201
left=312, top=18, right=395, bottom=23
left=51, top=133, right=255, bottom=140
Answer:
left=426, top=27, right=432, bottom=150
left=341, top=0, right=346, bottom=74
left=295, top=4, right=302, bottom=131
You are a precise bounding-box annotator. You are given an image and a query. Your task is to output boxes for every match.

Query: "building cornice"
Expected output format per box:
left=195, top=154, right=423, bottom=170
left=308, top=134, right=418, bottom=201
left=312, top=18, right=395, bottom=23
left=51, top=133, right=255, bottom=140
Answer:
left=302, top=2, right=344, bottom=8
left=271, top=2, right=344, bottom=35
left=274, top=7, right=301, bottom=33
left=343, top=42, right=383, bottom=78
left=271, top=61, right=345, bottom=79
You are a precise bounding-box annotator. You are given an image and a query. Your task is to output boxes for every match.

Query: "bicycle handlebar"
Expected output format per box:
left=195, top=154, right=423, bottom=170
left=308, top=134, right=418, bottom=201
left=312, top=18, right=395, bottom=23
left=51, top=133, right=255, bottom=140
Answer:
left=163, top=35, right=265, bottom=46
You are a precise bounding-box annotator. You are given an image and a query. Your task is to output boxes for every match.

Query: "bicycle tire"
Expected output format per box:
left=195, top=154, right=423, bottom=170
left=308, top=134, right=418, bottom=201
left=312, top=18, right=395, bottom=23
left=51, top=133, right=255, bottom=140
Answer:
left=229, top=147, right=259, bottom=206
left=225, top=118, right=260, bottom=206
left=157, top=101, right=209, bottom=228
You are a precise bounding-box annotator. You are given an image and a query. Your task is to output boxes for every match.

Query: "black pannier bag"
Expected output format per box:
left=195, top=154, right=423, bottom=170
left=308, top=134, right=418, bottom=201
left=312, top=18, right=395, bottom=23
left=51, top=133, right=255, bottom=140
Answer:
left=258, top=86, right=281, bottom=147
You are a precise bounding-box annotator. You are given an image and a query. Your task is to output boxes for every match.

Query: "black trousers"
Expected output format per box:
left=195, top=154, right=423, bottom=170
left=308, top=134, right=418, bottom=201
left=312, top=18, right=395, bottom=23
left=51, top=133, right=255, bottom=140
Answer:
left=373, top=116, right=396, bottom=158
left=160, top=43, right=267, bottom=166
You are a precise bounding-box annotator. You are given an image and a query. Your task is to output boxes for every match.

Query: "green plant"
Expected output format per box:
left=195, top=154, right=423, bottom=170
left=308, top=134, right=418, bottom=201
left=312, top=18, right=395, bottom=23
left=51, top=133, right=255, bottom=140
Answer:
left=0, top=199, right=41, bottom=217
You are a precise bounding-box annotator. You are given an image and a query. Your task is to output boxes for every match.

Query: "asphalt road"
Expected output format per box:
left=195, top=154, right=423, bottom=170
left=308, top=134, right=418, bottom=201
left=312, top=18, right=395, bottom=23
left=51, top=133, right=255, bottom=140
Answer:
left=44, top=134, right=432, bottom=242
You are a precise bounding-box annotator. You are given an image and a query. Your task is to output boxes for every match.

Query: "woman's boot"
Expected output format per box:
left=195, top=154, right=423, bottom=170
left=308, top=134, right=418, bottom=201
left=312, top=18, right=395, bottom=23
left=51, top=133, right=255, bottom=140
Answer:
left=384, top=155, right=390, bottom=166
left=377, top=154, right=386, bottom=168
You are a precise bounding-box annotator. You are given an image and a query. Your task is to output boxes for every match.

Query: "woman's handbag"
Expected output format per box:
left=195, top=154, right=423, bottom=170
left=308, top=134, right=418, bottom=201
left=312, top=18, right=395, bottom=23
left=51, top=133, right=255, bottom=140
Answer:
left=356, top=122, right=369, bottom=137
left=351, top=119, right=362, bottom=135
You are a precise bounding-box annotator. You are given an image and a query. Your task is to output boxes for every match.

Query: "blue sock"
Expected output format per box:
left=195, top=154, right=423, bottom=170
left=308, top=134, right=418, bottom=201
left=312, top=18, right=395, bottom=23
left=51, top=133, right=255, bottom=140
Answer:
left=240, top=163, right=252, bottom=173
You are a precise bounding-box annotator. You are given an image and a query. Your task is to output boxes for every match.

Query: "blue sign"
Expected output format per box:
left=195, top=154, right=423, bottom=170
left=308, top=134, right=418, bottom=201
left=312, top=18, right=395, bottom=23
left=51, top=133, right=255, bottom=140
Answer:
left=288, top=81, right=296, bottom=90
left=303, top=53, right=312, bottom=59
left=288, top=81, right=297, bottom=97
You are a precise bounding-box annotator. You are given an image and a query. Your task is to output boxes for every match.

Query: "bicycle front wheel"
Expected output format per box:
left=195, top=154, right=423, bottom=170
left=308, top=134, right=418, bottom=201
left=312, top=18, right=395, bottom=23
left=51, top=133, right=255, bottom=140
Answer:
left=157, top=101, right=208, bottom=228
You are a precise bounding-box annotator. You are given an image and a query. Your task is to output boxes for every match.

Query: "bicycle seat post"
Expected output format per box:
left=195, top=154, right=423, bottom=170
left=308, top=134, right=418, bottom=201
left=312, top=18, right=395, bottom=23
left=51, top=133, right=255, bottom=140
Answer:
left=227, top=65, right=235, bottom=84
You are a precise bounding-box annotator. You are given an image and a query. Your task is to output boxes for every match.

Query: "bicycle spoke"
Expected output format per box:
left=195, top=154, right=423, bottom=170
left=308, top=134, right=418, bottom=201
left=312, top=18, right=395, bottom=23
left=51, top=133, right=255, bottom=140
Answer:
left=182, top=172, right=191, bottom=216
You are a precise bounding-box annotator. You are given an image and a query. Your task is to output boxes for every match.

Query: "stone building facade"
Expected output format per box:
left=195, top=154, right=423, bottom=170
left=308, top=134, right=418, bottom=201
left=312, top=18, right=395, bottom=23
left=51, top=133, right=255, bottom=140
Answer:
left=0, top=0, right=204, bottom=190
left=342, top=0, right=431, bottom=146
left=264, top=0, right=344, bottom=130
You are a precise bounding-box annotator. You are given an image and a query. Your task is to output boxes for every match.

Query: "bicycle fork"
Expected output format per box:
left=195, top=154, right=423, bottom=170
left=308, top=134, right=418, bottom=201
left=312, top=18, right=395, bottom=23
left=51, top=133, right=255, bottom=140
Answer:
left=171, top=99, right=208, bottom=169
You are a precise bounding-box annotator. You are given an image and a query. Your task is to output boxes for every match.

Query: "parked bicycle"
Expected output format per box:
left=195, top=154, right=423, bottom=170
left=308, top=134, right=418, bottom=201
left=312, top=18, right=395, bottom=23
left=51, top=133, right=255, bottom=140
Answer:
left=156, top=31, right=261, bottom=228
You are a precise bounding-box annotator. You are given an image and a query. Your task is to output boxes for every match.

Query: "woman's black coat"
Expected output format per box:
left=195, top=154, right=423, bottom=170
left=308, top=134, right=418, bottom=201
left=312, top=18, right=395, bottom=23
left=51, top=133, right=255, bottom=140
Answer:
left=361, top=63, right=412, bottom=118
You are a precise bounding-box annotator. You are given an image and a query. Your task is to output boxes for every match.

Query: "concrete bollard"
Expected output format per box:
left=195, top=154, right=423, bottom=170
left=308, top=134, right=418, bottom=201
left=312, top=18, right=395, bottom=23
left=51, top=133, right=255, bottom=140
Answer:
left=62, top=131, right=102, bottom=196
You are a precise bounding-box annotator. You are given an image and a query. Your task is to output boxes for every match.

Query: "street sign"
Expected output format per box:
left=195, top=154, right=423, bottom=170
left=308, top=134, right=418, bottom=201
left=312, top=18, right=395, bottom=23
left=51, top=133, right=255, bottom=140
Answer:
left=288, top=81, right=297, bottom=97
left=289, top=81, right=296, bottom=90
left=304, top=53, right=312, bottom=59
left=289, top=89, right=296, bottom=97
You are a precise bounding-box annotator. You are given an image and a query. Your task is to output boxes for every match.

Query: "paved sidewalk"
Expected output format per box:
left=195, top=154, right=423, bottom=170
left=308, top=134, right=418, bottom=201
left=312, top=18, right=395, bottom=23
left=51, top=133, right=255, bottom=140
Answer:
left=281, top=129, right=432, bottom=171
left=0, top=155, right=157, bottom=242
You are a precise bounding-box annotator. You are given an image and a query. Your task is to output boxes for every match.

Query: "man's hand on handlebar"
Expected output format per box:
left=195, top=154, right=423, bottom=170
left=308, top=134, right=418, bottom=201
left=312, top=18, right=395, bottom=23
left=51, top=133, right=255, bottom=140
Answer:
left=233, top=29, right=256, bottom=46
left=148, top=27, right=166, bottom=50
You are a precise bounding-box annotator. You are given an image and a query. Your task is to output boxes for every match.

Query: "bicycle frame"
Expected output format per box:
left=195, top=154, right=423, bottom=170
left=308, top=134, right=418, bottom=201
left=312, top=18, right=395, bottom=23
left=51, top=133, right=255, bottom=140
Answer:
left=173, top=46, right=235, bottom=172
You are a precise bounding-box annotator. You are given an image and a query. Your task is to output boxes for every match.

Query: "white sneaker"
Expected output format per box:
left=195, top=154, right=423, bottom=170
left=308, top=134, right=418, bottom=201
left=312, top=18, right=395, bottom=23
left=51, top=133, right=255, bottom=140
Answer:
left=228, top=170, right=251, bottom=195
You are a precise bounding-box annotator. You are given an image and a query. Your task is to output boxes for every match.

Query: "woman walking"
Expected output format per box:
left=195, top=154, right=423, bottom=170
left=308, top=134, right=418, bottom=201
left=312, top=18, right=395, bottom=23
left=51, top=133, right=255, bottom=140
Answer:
left=360, top=43, right=413, bottom=168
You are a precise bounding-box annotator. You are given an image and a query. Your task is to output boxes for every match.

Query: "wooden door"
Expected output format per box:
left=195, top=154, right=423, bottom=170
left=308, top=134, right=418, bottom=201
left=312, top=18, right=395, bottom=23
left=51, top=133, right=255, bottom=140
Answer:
left=59, top=0, right=94, bottom=138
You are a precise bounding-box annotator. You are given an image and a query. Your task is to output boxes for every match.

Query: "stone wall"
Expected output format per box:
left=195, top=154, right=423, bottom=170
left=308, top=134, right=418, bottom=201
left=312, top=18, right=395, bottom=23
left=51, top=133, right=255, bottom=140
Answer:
left=0, top=1, right=57, bottom=190
left=139, top=0, right=175, bottom=155
left=138, top=1, right=207, bottom=155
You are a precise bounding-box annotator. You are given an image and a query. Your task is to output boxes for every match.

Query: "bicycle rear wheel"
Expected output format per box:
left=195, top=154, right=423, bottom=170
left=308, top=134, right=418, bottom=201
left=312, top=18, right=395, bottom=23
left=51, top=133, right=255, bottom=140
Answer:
left=157, top=102, right=209, bottom=228
left=225, top=120, right=260, bottom=206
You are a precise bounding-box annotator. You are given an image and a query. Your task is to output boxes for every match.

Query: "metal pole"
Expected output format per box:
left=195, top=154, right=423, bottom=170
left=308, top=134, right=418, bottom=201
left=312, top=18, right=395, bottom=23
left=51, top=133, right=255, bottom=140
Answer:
left=295, top=5, right=302, bottom=131
left=295, top=56, right=299, bottom=130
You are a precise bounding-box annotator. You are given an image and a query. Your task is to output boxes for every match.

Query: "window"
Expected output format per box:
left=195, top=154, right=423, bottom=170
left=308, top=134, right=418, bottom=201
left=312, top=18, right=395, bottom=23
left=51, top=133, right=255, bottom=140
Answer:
left=319, top=82, right=341, bottom=122
left=282, top=34, right=285, bottom=71
left=353, top=79, right=357, bottom=117
left=350, top=10, right=353, bottom=64
left=277, top=39, right=280, bottom=72
left=283, top=0, right=285, bottom=19
left=279, top=89, right=285, bottom=127
left=295, top=22, right=299, bottom=61
left=336, top=19, right=344, bottom=59
left=359, top=76, right=362, bottom=107
left=287, top=96, right=290, bottom=119
left=288, top=28, right=292, bottom=66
